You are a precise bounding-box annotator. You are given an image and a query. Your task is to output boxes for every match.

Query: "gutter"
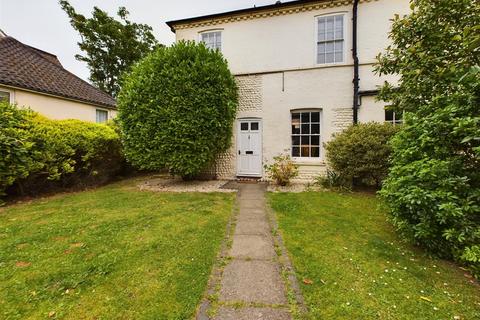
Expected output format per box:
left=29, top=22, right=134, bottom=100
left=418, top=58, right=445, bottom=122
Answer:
left=0, top=83, right=117, bottom=110
left=352, top=0, right=360, bottom=124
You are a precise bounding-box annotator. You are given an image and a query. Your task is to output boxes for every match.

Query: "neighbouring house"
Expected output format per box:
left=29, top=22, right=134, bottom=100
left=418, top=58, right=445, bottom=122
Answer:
left=167, top=0, right=409, bottom=181
left=0, top=31, right=116, bottom=123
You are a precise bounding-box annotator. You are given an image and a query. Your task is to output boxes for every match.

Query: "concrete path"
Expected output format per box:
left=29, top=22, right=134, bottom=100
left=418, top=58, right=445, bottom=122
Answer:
left=212, top=183, right=291, bottom=320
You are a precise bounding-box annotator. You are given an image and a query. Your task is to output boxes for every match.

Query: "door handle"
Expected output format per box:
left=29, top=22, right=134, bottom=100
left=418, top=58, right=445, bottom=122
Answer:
left=238, top=150, right=241, bottom=155
left=246, top=151, right=254, bottom=155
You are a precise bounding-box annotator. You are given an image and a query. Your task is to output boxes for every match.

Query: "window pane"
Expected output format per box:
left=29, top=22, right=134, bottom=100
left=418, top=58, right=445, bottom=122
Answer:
left=96, top=110, right=108, bottom=123
left=334, top=40, right=343, bottom=52
left=311, top=112, right=320, bottom=122
left=311, top=136, right=320, bottom=146
left=0, top=91, right=10, bottom=102
left=292, top=136, right=300, bottom=146
left=318, top=43, right=325, bottom=55
left=311, top=123, right=320, bottom=134
left=326, top=16, right=334, bottom=40
left=301, top=112, right=310, bottom=123
left=292, top=113, right=300, bottom=134
left=250, top=122, right=259, bottom=131
left=317, top=52, right=325, bottom=64
left=292, top=147, right=300, bottom=157
left=301, top=136, right=310, bottom=146
left=326, top=52, right=334, bottom=63
left=241, top=122, right=249, bottom=131
left=318, top=18, right=326, bottom=41
left=326, top=42, right=334, bottom=53
left=301, top=124, right=310, bottom=134
left=311, top=147, right=320, bottom=158
left=301, top=146, right=310, bottom=157
left=335, top=15, right=344, bottom=39
left=385, top=110, right=394, bottom=122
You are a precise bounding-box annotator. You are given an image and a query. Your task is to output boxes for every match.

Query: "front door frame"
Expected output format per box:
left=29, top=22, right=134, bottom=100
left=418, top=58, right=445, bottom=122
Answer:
left=236, top=117, right=263, bottom=177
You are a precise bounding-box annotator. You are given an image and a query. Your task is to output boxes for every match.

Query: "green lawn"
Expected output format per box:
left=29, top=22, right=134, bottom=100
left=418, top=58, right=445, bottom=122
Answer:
left=269, top=192, right=480, bottom=320
left=0, top=179, right=235, bottom=319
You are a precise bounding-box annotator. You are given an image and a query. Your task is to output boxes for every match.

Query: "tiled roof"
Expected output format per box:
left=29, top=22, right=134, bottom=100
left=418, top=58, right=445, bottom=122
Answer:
left=0, top=36, right=116, bottom=109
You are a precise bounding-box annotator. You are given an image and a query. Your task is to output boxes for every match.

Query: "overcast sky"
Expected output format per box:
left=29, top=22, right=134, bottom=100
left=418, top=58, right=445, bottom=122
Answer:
left=0, top=0, right=278, bottom=81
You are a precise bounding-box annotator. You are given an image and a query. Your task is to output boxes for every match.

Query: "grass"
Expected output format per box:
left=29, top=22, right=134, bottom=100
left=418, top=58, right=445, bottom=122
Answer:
left=0, top=179, right=235, bottom=319
left=268, top=191, right=480, bottom=320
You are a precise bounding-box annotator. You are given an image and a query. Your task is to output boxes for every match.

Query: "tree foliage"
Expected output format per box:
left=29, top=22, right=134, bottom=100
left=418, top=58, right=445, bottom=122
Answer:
left=324, top=123, right=399, bottom=187
left=59, top=0, right=159, bottom=97
left=117, top=41, right=238, bottom=179
left=376, top=0, right=480, bottom=276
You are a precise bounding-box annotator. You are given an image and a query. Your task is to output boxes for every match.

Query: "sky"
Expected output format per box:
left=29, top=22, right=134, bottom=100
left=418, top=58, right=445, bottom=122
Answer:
left=0, top=0, right=278, bottom=81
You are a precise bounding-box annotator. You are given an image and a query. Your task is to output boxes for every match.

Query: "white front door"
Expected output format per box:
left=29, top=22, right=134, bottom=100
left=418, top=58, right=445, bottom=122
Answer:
left=237, top=119, right=262, bottom=177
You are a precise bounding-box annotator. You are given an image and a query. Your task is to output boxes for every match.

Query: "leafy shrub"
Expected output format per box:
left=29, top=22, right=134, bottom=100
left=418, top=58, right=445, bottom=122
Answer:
left=324, top=123, right=399, bottom=188
left=376, top=0, right=480, bottom=277
left=0, top=102, right=35, bottom=197
left=117, top=41, right=238, bottom=179
left=264, top=154, right=299, bottom=186
left=380, top=86, right=480, bottom=277
left=315, top=169, right=351, bottom=191
left=0, top=103, right=124, bottom=200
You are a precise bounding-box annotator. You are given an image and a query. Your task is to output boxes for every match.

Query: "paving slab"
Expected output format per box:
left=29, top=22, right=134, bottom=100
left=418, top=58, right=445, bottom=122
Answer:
left=213, top=307, right=291, bottom=320
left=230, top=235, right=276, bottom=259
left=219, top=260, right=287, bottom=304
left=235, top=219, right=270, bottom=236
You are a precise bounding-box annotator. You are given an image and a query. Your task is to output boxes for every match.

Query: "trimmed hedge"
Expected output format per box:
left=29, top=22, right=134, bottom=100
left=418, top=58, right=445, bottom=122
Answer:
left=324, top=122, right=400, bottom=188
left=0, top=102, right=124, bottom=201
left=117, top=41, right=238, bottom=179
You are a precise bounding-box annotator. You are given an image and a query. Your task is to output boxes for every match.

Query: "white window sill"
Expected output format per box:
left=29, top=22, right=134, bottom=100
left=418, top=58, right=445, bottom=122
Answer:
left=315, top=61, right=347, bottom=68
left=292, top=158, right=326, bottom=166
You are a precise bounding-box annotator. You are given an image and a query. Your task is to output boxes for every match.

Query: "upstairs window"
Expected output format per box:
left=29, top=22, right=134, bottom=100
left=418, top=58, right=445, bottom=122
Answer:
left=96, top=109, right=108, bottom=124
left=291, top=111, right=321, bottom=158
left=200, top=31, right=222, bottom=51
left=385, top=109, right=403, bottom=125
left=317, top=14, right=344, bottom=64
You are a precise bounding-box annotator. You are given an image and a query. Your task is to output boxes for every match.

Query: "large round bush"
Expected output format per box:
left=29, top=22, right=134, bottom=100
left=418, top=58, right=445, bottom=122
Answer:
left=117, top=41, right=238, bottom=178
left=324, top=122, right=399, bottom=187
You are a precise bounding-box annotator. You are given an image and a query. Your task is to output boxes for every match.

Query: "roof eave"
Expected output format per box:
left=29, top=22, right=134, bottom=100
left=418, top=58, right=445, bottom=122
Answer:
left=0, top=82, right=117, bottom=110
left=166, top=0, right=331, bottom=32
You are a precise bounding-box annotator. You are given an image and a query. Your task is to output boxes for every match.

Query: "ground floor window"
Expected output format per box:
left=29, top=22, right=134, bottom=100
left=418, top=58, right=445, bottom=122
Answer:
left=96, top=109, right=108, bottom=123
left=0, top=90, right=11, bottom=103
left=291, top=110, right=321, bottom=158
left=385, top=109, right=403, bottom=125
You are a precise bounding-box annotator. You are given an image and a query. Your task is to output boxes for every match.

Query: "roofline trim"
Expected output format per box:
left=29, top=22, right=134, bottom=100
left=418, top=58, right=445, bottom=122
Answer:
left=166, top=0, right=377, bottom=32
left=0, top=83, right=117, bottom=110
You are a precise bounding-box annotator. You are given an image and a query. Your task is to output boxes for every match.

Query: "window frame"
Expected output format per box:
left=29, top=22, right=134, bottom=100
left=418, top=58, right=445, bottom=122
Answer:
left=290, top=109, right=322, bottom=161
left=0, top=88, right=14, bottom=104
left=385, top=109, right=403, bottom=126
left=96, top=109, right=109, bottom=124
left=199, top=29, right=223, bottom=51
left=315, top=13, right=347, bottom=66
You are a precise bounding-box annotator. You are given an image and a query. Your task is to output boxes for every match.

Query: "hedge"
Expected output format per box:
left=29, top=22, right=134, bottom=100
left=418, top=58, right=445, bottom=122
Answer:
left=0, top=102, right=124, bottom=201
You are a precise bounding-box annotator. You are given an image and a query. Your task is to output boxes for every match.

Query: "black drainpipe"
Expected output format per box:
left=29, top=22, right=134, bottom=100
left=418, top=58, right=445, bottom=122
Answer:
left=352, top=0, right=360, bottom=124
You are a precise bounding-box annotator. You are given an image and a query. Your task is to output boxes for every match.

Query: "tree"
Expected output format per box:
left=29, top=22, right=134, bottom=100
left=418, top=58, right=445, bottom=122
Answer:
left=117, top=41, right=238, bottom=179
left=376, top=0, right=480, bottom=277
left=59, top=1, right=159, bottom=97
